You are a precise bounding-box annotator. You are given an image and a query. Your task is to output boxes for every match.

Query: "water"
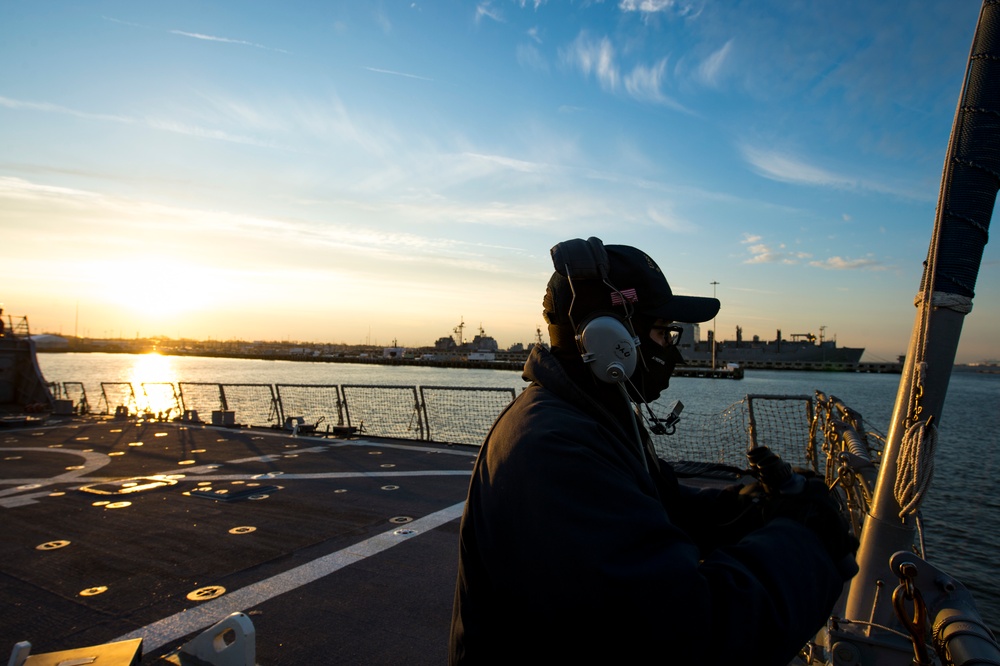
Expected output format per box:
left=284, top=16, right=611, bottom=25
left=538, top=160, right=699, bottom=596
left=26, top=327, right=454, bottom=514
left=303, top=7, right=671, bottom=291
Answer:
left=35, top=352, right=1000, bottom=632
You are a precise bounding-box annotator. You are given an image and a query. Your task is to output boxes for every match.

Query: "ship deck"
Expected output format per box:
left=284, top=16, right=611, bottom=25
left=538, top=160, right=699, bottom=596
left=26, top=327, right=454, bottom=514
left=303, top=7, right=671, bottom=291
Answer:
left=0, top=415, right=475, bottom=664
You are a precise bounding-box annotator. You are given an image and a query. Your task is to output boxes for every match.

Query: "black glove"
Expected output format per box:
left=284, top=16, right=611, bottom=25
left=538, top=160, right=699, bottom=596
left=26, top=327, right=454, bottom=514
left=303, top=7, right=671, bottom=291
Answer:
left=766, top=477, right=859, bottom=578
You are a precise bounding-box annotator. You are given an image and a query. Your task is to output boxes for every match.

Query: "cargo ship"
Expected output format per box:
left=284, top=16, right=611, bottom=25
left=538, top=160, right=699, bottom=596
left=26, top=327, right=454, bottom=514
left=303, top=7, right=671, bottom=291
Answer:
left=676, top=324, right=864, bottom=371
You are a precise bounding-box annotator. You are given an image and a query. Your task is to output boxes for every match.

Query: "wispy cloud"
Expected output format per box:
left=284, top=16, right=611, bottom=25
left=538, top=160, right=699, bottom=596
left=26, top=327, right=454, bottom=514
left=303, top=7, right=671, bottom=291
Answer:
left=476, top=2, right=504, bottom=24
left=618, top=0, right=703, bottom=18
left=809, top=255, right=884, bottom=270
left=374, top=8, right=392, bottom=34
left=0, top=175, right=532, bottom=275
left=647, top=205, right=697, bottom=232
left=0, top=96, right=133, bottom=124
left=562, top=32, right=690, bottom=110
left=0, top=176, right=106, bottom=204
left=695, top=39, right=732, bottom=88
left=741, top=234, right=811, bottom=265
left=102, top=16, right=148, bottom=29
left=741, top=233, right=884, bottom=271
left=170, top=30, right=289, bottom=54
left=462, top=152, right=553, bottom=174
left=364, top=67, right=435, bottom=82
left=105, top=17, right=289, bottom=54
left=739, top=143, right=932, bottom=200
left=741, top=145, right=855, bottom=189
left=0, top=95, right=280, bottom=149
left=563, top=32, right=619, bottom=91
left=516, top=44, right=549, bottom=72
left=143, top=118, right=281, bottom=148
left=623, top=59, right=688, bottom=112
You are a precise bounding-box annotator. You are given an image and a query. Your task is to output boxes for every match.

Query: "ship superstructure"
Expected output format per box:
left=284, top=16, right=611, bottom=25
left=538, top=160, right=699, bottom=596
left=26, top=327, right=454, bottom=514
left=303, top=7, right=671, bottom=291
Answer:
left=676, top=324, right=864, bottom=371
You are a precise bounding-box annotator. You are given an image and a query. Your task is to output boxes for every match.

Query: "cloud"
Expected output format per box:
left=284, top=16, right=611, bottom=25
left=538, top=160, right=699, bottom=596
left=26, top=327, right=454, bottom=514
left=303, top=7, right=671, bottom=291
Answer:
left=742, top=236, right=811, bottom=265
left=695, top=39, right=732, bottom=88
left=102, top=16, right=148, bottom=29
left=0, top=175, right=537, bottom=278
left=623, top=59, right=689, bottom=111
left=563, top=32, right=619, bottom=92
left=516, top=44, right=549, bottom=72
left=739, top=143, right=932, bottom=200
left=562, top=32, right=690, bottom=110
left=364, top=67, right=435, bottom=82
left=374, top=8, right=392, bottom=33
left=618, top=0, right=702, bottom=17
left=0, top=176, right=105, bottom=204
left=809, top=256, right=883, bottom=270
left=740, top=144, right=855, bottom=189
left=476, top=2, right=504, bottom=24
left=742, top=233, right=882, bottom=270
left=0, top=95, right=282, bottom=149
left=462, top=152, right=553, bottom=174
left=169, top=30, right=289, bottom=54
left=624, top=59, right=664, bottom=100
left=646, top=205, right=696, bottom=232
left=527, top=26, right=542, bottom=44
left=0, top=96, right=133, bottom=124
left=142, top=118, right=281, bottom=148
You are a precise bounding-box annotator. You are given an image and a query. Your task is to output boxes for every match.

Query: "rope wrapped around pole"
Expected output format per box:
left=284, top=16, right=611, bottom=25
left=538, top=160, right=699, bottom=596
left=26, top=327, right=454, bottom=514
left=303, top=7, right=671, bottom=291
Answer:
left=893, top=419, right=938, bottom=519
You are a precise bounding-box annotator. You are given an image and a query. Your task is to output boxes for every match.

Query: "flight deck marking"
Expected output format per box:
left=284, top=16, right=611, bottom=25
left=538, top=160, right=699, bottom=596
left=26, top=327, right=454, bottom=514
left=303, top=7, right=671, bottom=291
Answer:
left=114, top=501, right=466, bottom=652
left=0, top=448, right=111, bottom=506
left=1, top=438, right=472, bottom=508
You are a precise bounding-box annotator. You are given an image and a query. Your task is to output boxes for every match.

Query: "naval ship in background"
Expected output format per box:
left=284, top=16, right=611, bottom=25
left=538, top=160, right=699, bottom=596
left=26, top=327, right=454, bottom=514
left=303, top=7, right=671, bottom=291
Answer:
left=676, top=323, right=867, bottom=371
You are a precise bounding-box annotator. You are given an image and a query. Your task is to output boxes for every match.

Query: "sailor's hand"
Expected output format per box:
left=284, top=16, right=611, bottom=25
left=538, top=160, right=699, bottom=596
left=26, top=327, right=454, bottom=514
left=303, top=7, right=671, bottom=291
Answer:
left=767, top=478, right=859, bottom=578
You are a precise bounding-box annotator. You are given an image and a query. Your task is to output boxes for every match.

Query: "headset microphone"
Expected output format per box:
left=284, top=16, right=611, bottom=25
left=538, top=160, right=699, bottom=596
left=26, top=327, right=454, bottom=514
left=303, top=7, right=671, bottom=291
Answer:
left=644, top=400, right=684, bottom=436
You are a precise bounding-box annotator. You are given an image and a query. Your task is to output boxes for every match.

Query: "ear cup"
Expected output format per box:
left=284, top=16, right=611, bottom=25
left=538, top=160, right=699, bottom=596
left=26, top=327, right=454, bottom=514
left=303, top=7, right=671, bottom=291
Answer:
left=577, top=316, right=638, bottom=383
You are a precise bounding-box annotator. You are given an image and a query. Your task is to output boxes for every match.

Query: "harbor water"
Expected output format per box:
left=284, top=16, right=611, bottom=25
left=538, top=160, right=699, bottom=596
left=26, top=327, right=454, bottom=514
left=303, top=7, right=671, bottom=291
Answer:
left=35, top=352, right=1000, bottom=633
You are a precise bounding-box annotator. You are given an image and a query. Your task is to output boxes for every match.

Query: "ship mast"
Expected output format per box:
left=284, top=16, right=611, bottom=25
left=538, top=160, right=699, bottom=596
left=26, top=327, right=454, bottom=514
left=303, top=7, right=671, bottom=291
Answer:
left=845, top=0, right=999, bottom=628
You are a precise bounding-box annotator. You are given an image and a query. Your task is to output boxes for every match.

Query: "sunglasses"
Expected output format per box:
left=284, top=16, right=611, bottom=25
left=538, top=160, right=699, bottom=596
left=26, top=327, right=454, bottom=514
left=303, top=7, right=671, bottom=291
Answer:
left=650, top=324, right=684, bottom=347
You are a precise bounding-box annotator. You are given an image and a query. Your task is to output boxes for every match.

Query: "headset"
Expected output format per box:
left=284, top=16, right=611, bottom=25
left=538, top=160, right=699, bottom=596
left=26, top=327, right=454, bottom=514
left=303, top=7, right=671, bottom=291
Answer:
left=550, top=237, right=639, bottom=384
left=551, top=236, right=657, bottom=469
left=550, top=238, right=683, bottom=465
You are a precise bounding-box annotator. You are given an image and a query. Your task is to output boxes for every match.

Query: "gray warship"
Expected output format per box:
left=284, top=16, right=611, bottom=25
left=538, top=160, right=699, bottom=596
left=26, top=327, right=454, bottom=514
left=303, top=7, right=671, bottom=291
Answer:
left=676, top=323, right=865, bottom=371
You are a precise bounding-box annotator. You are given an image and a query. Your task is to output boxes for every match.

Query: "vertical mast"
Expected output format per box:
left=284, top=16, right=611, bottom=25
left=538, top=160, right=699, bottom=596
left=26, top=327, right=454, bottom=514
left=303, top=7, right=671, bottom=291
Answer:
left=845, top=0, right=1000, bottom=626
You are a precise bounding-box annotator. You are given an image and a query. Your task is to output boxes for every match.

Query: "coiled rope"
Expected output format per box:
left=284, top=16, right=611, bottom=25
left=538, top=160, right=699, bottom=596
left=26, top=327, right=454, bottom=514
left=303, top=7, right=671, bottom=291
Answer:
left=894, top=362, right=939, bottom=519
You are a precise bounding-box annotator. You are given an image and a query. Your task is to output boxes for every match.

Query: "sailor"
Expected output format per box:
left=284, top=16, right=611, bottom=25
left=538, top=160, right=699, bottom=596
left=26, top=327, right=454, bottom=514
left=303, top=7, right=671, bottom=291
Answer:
left=450, top=238, right=857, bottom=665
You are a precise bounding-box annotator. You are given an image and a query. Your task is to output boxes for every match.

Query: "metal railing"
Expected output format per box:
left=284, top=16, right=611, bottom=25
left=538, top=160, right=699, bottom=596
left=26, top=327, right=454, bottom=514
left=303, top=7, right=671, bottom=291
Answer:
left=54, top=380, right=517, bottom=447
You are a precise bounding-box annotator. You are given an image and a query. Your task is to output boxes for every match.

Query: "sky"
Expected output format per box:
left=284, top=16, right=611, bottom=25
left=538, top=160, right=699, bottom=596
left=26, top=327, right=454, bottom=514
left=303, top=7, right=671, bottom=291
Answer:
left=1, top=1, right=997, bottom=363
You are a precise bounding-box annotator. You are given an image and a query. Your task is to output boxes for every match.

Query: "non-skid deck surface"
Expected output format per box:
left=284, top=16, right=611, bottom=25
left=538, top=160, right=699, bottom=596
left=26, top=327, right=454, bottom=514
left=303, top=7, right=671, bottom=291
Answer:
left=0, top=417, right=476, bottom=664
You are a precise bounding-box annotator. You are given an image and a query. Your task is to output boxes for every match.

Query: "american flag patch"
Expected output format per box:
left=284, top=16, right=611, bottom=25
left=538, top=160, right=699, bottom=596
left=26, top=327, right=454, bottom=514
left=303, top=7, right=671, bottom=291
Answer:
left=611, top=288, right=638, bottom=305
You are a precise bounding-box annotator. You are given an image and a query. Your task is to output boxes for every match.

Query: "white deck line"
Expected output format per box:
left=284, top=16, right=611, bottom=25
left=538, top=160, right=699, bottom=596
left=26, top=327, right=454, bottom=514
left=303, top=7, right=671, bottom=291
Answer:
left=114, top=501, right=466, bottom=652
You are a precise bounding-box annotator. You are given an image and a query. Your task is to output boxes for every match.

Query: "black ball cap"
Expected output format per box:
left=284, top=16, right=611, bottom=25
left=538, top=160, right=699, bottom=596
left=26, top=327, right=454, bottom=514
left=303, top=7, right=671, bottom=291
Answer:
left=544, top=239, right=720, bottom=327
left=603, top=244, right=720, bottom=324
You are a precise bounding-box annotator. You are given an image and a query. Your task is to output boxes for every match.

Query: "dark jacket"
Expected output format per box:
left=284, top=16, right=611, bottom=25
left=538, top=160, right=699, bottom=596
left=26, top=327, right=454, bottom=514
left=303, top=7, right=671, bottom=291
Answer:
left=450, top=345, right=844, bottom=665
